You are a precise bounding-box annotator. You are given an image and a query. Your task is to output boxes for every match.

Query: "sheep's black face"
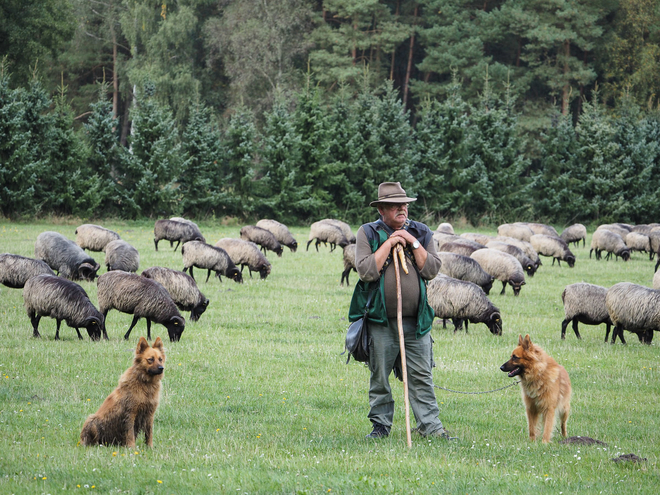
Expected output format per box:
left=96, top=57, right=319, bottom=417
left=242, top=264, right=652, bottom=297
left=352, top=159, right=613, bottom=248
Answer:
left=275, top=246, right=283, bottom=258
left=190, top=300, right=209, bottom=322
left=621, top=251, right=630, bottom=262
left=165, top=316, right=185, bottom=342
left=482, top=280, right=493, bottom=295
left=289, top=242, right=298, bottom=253
left=84, top=317, right=103, bottom=341
left=511, top=281, right=525, bottom=296
left=567, top=256, right=576, bottom=267
left=229, top=268, right=243, bottom=284
left=488, top=313, right=502, bottom=336
left=524, top=264, right=536, bottom=277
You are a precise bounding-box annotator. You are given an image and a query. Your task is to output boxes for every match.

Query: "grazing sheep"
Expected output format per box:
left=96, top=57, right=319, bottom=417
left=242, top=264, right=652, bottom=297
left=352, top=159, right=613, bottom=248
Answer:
left=530, top=234, right=575, bottom=267
left=256, top=219, right=298, bottom=252
left=181, top=241, right=243, bottom=284
left=240, top=225, right=283, bottom=257
left=624, top=232, right=651, bottom=258
left=497, top=223, right=534, bottom=242
left=154, top=219, right=205, bottom=252
left=605, top=282, right=660, bottom=344
left=495, top=236, right=541, bottom=268
left=141, top=266, right=209, bottom=322
left=438, top=241, right=485, bottom=257
left=486, top=241, right=537, bottom=277
left=0, top=253, right=55, bottom=288
left=215, top=238, right=271, bottom=280
left=97, top=271, right=185, bottom=342
left=596, top=224, right=629, bottom=240
left=340, top=244, right=357, bottom=286
left=516, top=222, right=559, bottom=237
left=436, top=222, right=455, bottom=234
left=437, top=252, right=494, bottom=295
left=561, top=283, right=612, bottom=341
left=560, top=224, right=587, bottom=247
left=307, top=221, right=349, bottom=252
left=427, top=275, right=502, bottom=335
left=590, top=229, right=630, bottom=261
left=470, top=249, right=526, bottom=296
left=104, top=240, right=139, bottom=273
left=75, top=224, right=121, bottom=252
left=319, top=219, right=356, bottom=244
left=461, top=233, right=496, bottom=246
left=35, top=231, right=100, bottom=281
left=23, top=274, right=104, bottom=340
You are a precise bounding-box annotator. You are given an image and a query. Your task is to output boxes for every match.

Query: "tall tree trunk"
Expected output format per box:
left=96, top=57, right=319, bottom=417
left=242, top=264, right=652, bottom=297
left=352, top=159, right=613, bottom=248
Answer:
left=403, top=4, right=418, bottom=108
left=111, top=27, right=118, bottom=120
left=390, top=0, right=400, bottom=80
left=561, top=40, right=570, bottom=116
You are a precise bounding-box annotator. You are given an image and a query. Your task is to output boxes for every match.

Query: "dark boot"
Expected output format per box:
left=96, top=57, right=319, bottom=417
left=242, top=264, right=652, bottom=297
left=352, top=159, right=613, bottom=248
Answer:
left=366, top=422, right=390, bottom=439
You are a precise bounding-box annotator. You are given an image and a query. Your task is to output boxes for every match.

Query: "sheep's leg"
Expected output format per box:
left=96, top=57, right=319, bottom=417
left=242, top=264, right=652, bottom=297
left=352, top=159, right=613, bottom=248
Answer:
left=74, top=327, right=83, bottom=340
left=561, top=319, right=570, bottom=340
left=55, top=320, right=62, bottom=340
left=101, top=311, right=110, bottom=340
left=174, top=241, right=181, bottom=252
left=315, top=240, right=321, bottom=252
left=572, top=319, right=581, bottom=339
left=330, top=242, right=336, bottom=252
left=29, top=314, right=42, bottom=338
left=552, top=258, right=556, bottom=266
left=306, top=239, right=314, bottom=251
left=604, top=323, right=611, bottom=342
left=124, top=315, right=141, bottom=340
left=655, top=258, right=660, bottom=272
left=465, top=320, right=469, bottom=333
left=205, top=269, right=212, bottom=283
left=146, top=319, right=152, bottom=341
left=556, top=258, right=561, bottom=266
left=154, top=239, right=159, bottom=251
left=500, top=281, right=507, bottom=295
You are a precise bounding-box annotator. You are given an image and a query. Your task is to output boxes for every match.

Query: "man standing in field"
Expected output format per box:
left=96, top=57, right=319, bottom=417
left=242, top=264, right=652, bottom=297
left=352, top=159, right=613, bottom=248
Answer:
left=350, top=182, right=454, bottom=440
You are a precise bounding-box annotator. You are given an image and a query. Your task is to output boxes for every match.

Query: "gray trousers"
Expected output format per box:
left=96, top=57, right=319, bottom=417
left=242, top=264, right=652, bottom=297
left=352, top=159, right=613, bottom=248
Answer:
left=367, top=316, right=444, bottom=436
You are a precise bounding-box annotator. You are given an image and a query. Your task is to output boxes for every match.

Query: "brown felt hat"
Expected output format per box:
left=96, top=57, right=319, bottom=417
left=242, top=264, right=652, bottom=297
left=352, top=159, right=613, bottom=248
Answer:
left=370, top=182, right=417, bottom=206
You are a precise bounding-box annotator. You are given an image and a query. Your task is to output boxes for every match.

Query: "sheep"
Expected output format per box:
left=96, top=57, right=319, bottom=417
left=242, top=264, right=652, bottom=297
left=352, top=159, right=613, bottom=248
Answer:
left=530, top=234, right=576, bottom=267
left=631, top=224, right=654, bottom=234
left=240, top=225, right=283, bottom=257
left=170, top=217, right=200, bottom=230
left=318, top=219, right=356, bottom=244
left=340, top=244, right=357, bottom=286
left=470, top=249, right=526, bottom=296
left=461, top=233, right=496, bottom=246
left=560, top=224, right=587, bottom=247
left=436, top=222, right=455, bottom=235
left=181, top=241, right=243, bottom=284
left=497, top=223, right=534, bottom=242
left=97, top=271, right=185, bottom=342
left=605, top=282, right=660, bottom=344
left=427, top=275, right=502, bottom=335
left=307, top=221, right=349, bottom=252
left=215, top=238, right=272, bottom=280
left=590, top=229, right=630, bottom=261
left=485, top=241, right=537, bottom=277
left=648, top=230, right=660, bottom=264
left=141, top=266, right=209, bottom=322
left=433, top=231, right=461, bottom=249
left=495, top=235, right=541, bottom=268
left=104, top=240, right=139, bottom=273
left=0, top=253, right=55, bottom=288
left=560, top=283, right=612, bottom=341
left=624, top=232, right=651, bottom=258
left=256, top=219, right=298, bottom=252
left=516, top=222, right=559, bottom=237
left=653, top=270, right=660, bottom=290
left=35, top=231, right=100, bottom=281
left=23, top=274, right=104, bottom=340
left=154, top=219, right=205, bottom=252
left=436, top=252, right=494, bottom=295
left=75, top=224, right=121, bottom=252
left=596, top=224, right=629, bottom=240
left=438, top=241, right=484, bottom=257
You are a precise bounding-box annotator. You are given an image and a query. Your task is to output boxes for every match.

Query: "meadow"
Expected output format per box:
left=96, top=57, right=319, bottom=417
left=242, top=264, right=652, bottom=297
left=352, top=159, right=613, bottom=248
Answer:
left=0, top=219, right=659, bottom=494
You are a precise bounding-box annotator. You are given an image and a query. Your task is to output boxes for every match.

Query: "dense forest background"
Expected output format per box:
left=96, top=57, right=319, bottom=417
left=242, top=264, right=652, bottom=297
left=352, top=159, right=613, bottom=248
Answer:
left=1, top=0, right=660, bottom=226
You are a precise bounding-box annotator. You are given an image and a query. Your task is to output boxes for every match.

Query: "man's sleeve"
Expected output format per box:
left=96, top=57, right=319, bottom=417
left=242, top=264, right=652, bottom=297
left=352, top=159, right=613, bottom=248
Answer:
left=355, top=226, right=381, bottom=283
left=419, top=229, right=441, bottom=280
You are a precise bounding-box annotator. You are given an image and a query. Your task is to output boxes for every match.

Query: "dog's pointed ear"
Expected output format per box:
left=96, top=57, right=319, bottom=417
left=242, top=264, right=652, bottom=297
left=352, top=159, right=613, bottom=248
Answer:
left=518, top=334, right=524, bottom=346
left=152, top=337, right=164, bottom=352
left=136, top=336, right=150, bottom=354
left=522, top=334, right=532, bottom=349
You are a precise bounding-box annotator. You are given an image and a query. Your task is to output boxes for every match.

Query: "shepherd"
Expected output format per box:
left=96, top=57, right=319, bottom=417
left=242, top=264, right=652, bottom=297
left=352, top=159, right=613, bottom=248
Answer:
left=349, top=181, right=456, bottom=440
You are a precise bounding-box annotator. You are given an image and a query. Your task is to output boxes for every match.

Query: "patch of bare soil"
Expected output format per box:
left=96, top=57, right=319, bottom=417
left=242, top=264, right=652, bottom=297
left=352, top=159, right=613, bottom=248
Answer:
left=559, top=436, right=608, bottom=446
left=611, top=454, right=647, bottom=463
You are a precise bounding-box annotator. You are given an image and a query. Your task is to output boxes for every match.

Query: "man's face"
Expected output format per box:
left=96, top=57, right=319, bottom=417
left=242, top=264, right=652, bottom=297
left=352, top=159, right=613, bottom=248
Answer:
left=378, top=202, right=408, bottom=229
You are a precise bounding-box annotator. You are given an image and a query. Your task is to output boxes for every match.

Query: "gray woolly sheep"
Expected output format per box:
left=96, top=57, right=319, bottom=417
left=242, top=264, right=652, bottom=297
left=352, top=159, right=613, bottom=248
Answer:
left=530, top=234, right=575, bottom=267
left=341, top=244, right=357, bottom=286
left=461, top=233, right=496, bottom=246
left=486, top=241, right=537, bottom=277
left=470, top=249, right=526, bottom=296
left=624, top=232, right=650, bottom=257
left=23, top=274, right=104, bottom=340
left=515, top=222, right=559, bottom=237
left=154, top=219, right=205, bottom=252
left=240, top=225, right=283, bottom=257
left=433, top=232, right=461, bottom=249
left=181, top=241, right=243, bottom=284
left=497, top=223, right=534, bottom=242
left=104, top=240, right=139, bottom=273
left=495, top=236, right=541, bottom=268
left=438, top=241, right=483, bottom=257
left=590, top=229, right=630, bottom=261
left=307, top=221, right=349, bottom=252
left=605, top=282, right=660, bottom=344
left=561, top=283, right=612, bottom=341
left=75, top=224, right=121, bottom=252
left=141, top=266, right=209, bottom=322
left=427, top=275, right=502, bottom=335
left=97, top=271, right=185, bottom=341
left=215, top=238, right=271, bottom=280
left=319, top=219, right=356, bottom=244
left=170, top=217, right=200, bottom=230
left=437, top=252, right=494, bottom=295
left=436, top=222, right=455, bottom=235
left=596, top=224, right=629, bottom=240
left=35, top=231, right=100, bottom=281
left=0, top=253, right=55, bottom=288
left=560, top=224, right=587, bottom=247
left=256, top=219, right=298, bottom=252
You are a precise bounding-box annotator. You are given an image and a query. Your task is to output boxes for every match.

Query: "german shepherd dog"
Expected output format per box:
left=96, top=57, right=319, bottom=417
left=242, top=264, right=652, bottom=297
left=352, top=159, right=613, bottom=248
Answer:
left=501, top=334, right=571, bottom=443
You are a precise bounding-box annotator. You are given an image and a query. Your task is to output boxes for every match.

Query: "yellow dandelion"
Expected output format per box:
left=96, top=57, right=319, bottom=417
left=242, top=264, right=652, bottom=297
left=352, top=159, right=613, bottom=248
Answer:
left=112, top=452, right=117, bottom=456
left=157, top=480, right=163, bottom=484
left=42, top=477, right=47, bottom=480
left=92, top=485, right=95, bottom=488
left=135, top=451, right=139, bottom=455
left=77, top=485, right=81, bottom=488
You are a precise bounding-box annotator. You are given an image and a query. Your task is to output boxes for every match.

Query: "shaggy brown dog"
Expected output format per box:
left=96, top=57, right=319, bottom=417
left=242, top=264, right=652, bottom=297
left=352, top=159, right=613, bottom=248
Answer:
left=80, top=337, right=165, bottom=447
left=500, top=334, right=571, bottom=443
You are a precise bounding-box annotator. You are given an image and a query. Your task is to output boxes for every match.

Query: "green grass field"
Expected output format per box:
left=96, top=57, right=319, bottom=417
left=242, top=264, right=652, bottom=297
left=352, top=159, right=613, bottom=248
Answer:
left=0, top=220, right=659, bottom=494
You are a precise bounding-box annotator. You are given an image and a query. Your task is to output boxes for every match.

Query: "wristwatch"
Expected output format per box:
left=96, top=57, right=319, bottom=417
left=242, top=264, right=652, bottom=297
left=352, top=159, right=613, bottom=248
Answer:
left=412, top=241, right=420, bottom=250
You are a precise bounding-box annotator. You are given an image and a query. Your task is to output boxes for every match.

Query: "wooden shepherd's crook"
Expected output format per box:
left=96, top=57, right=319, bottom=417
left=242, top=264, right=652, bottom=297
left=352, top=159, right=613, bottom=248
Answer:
left=392, top=244, right=412, bottom=448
